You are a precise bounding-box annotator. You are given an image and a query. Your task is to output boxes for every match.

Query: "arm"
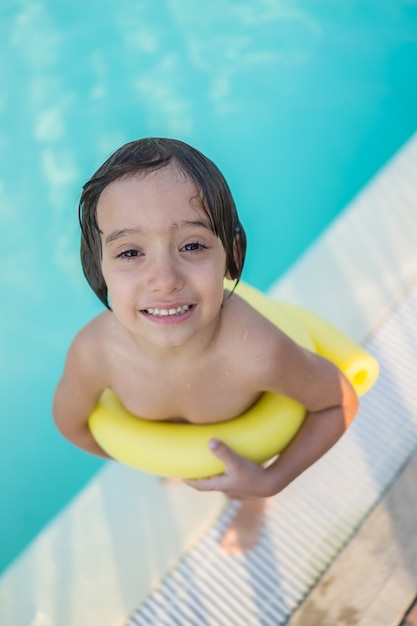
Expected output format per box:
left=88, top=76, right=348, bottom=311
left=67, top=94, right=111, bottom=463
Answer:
left=185, top=332, right=359, bottom=498
left=53, top=328, right=112, bottom=459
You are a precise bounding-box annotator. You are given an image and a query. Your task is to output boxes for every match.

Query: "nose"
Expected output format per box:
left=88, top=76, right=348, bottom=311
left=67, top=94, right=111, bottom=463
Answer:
left=147, top=254, right=184, bottom=294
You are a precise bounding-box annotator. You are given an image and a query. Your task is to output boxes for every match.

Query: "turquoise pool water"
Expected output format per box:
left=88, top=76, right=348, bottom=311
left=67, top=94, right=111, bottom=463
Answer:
left=1, top=0, right=417, bottom=574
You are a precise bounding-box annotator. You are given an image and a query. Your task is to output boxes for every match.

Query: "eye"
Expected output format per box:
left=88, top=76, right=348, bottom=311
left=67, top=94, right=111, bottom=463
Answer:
left=117, top=249, right=142, bottom=259
left=181, top=241, right=206, bottom=252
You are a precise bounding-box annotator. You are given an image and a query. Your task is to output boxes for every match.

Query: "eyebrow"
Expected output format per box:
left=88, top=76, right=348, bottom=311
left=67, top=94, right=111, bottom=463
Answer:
left=104, top=227, right=143, bottom=246
left=103, top=220, right=212, bottom=246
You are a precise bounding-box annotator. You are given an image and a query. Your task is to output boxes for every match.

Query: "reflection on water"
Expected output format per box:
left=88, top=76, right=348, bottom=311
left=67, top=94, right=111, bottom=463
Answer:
left=1, top=0, right=417, bottom=573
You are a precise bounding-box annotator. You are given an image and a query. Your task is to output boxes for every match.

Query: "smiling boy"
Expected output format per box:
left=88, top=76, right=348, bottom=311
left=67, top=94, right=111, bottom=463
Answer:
left=53, top=138, right=358, bottom=553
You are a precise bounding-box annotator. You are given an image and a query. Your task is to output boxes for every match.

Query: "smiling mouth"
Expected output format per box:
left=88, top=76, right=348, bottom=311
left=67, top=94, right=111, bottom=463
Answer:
left=144, top=305, right=192, bottom=317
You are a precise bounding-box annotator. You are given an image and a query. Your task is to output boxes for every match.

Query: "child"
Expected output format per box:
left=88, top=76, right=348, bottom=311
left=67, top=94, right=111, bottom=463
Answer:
left=53, top=137, right=358, bottom=554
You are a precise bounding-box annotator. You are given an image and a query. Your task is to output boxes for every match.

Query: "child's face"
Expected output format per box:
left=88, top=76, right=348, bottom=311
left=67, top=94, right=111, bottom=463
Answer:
left=97, top=165, right=228, bottom=349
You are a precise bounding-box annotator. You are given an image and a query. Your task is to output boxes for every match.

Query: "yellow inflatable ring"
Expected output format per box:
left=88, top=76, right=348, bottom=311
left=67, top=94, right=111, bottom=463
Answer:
left=88, top=282, right=379, bottom=479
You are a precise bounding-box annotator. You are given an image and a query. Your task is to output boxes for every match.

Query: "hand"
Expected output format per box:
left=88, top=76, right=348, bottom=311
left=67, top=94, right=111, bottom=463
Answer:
left=183, top=439, right=271, bottom=499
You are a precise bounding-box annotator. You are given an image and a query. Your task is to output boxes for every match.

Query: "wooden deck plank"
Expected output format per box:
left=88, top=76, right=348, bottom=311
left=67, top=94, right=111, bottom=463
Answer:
left=289, top=453, right=417, bottom=626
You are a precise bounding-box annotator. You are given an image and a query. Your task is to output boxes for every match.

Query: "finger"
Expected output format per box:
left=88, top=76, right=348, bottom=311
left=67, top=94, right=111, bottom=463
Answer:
left=208, top=438, right=246, bottom=470
left=183, top=474, right=229, bottom=491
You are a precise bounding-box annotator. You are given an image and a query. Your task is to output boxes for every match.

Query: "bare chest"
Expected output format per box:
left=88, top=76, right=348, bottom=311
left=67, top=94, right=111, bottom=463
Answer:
left=109, top=359, right=258, bottom=424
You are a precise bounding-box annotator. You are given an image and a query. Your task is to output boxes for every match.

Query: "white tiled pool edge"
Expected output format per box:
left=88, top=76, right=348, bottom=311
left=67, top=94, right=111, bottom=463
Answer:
left=1, top=132, right=417, bottom=626
left=0, top=467, right=225, bottom=626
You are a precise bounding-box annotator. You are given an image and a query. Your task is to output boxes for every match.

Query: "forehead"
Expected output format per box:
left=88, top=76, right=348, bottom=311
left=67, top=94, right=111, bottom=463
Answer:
left=96, top=164, right=210, bottom=230
left=99, top=164, right=198, bottom=206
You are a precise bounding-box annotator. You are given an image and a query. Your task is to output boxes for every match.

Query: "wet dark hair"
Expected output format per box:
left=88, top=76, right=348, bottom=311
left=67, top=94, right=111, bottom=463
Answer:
left=79, top=137, right=246, bottom=309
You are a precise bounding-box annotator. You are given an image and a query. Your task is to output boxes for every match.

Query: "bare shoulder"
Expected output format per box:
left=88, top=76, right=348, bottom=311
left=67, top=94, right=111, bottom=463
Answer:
left=53, top=311, right=116, bottom=428
left=222, top=291, right=356, bottom=414
left=224, top=290, right=289, bottom=338
left=57, top=310, right=117, bottom=402
left=221, top=291, right=290, bottom=371
left=66, top=311, right=112, bottom=370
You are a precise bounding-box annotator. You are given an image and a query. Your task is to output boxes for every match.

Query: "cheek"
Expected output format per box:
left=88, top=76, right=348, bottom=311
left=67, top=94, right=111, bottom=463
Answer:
left=107, top=278, right=127, bottom=299
left=104, top=274, right=126, bottom=307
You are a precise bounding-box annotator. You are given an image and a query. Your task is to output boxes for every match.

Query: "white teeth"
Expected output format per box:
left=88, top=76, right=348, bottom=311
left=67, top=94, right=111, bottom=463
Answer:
left=146, top=305, right=191, bottom=317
